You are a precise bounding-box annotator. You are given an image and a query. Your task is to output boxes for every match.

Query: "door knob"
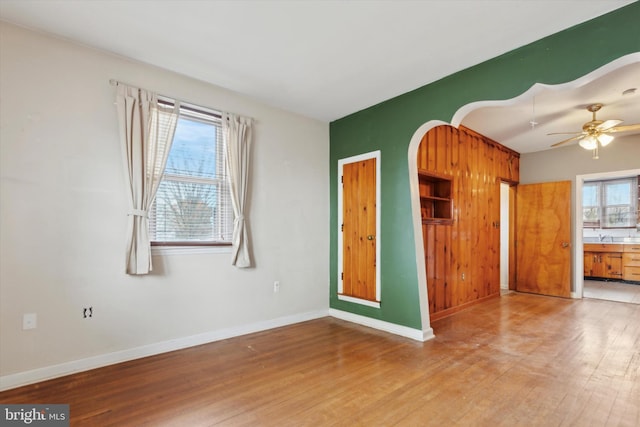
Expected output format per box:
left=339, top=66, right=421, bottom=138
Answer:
left=561, top=242, right=569, bottom=248
left=367, top=235, right=374, bottom=240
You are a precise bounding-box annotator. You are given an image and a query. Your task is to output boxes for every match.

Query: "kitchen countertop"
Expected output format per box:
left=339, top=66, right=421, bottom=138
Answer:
left=583, top=237, right=640, bottom=244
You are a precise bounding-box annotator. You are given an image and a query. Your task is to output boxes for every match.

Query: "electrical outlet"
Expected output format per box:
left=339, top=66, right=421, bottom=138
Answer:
left=23, top=313, right=37, bottom=330
left=273, top=281, right=280, bottom=293
left=83, top=307, right=93, bottom=318
left=461, top=273, right=466, bottom=281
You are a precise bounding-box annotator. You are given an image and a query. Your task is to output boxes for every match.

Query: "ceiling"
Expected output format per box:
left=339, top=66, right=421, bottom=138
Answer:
left=462, top=60, right=640, bottom=153
left=1, top=0, right=638, bottom=153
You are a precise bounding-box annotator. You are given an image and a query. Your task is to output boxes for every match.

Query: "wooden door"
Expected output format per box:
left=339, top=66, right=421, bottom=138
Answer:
left=341, top=157, right=378, bottom=302
left=516, top=181, right=571, bottom=297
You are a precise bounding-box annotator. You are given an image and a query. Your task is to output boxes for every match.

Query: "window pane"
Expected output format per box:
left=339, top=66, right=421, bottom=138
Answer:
left=582, top=183, right=600, bottom=226
left=604, top=182, right=631, bottom=206
left=582, top=184, right=598, bottom=206
left=603, top=206, right=632, bottom=227
left=583, top=207, right=599, bottom=223
left=154, top=180, right=222, bottom=241
left=165, top=117, right=218, bottom=179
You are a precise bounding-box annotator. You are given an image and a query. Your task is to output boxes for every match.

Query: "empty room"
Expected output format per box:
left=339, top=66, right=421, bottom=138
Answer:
left=1, top=1, right=639, bottom=425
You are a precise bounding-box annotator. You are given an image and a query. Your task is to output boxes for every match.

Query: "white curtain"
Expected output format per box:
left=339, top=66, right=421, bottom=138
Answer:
left=116, top=84, right=179, bottom=275
left=223, top=113, right=253, bottom=267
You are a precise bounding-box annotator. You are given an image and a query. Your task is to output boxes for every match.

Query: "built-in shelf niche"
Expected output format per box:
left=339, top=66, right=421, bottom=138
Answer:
left=418, top=169, right=453, bottom=225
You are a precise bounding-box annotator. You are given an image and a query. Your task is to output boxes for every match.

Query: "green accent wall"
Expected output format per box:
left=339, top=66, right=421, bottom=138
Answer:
left=329, top=3, right=640, bottom=330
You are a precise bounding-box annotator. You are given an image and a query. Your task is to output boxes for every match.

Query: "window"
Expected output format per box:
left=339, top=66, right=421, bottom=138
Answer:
left=150, top=101, right=233, bottom=245
left=582, top=177, right=638, bottom=228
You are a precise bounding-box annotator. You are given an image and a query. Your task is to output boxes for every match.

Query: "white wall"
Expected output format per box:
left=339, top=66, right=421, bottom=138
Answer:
left=0, top=22, right=329, bottom=388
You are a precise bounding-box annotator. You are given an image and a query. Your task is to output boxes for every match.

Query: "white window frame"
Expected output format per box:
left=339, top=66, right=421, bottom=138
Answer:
left=150, top=99, right=233, bottom=248
left=583, top=176, right=638, bottom=229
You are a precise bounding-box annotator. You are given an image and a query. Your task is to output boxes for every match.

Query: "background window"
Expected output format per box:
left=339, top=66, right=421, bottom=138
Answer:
left=150, top=104, right=233, bottom=245
left=582, top=182, right=600, bottom=228
left=583, top=177, right=638, bottom=228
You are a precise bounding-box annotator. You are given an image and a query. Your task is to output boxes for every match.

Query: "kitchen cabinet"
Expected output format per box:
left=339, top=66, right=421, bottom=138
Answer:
left=583, top=244, right=623, bottom=279
left=623, top=244, right=640, bottom=282
left=583, top=252, right=623, bottom=279
left=583, top=252, right=594, bottom=277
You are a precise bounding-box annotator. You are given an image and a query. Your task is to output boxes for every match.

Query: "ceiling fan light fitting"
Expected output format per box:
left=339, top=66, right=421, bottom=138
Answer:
left=597, top=133, right=614, bottom=146
left=550, top=102, right=639, bottom=155
left=579, top=136, right=597, bottom=150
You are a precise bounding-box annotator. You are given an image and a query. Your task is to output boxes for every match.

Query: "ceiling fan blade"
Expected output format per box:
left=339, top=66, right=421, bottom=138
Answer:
left=547, top=131, right=584, bottom=136
left=551, top=134, right=584, bottom=147
left=606, top=123, right=640, bottom=133
left=596, top=119, right=623, bottom=131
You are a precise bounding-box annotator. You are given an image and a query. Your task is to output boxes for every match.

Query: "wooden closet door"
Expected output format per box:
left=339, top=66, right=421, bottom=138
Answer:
left=342, top=157, right=377, bottom=302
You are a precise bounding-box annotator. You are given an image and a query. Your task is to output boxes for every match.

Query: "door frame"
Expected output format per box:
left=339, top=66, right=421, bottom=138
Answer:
left=500, top=182, right=510, bottom=290
left=499, top=181, right=518, bottom=291
left=574, top=167, right=640, bottom=298
left=337, top=150, right=382, bottom=308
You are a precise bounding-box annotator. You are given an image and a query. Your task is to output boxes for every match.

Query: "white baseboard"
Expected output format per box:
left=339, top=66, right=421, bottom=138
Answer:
left=1, top=308, right=436, bottom=391
left=0, top=309, right=328, bottom=392
left=329, top=308, right=434, bottom=342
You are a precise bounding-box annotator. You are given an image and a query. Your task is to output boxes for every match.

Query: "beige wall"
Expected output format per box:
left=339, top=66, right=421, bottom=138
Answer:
left=520, top=135, right=639, bottom=231
left=520, top=134, right=640, bottom=184
left=0, top=22, right=329, bottom=388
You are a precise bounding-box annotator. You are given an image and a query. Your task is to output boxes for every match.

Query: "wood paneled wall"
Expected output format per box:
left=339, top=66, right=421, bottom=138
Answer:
left=417, top=125, right=520, bottom=320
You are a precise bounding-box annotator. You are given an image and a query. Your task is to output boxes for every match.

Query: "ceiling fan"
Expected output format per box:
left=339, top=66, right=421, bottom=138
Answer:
left=549, top=103, right=640, bottom=158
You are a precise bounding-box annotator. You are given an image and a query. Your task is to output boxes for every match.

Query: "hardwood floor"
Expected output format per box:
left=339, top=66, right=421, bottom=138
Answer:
left=1, top=292, right=639, bottom=426
left=584, top=279, right=640, bottom=304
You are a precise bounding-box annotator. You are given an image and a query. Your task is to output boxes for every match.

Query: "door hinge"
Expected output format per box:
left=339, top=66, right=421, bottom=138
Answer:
left=341, top=272, right=343, bottom=280
left=341, top=223, right=344, bottom=232
left=341, top=175, right=343, bottom=184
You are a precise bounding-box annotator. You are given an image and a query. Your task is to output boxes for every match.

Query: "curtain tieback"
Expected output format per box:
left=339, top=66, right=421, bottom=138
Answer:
left=128, top=209, right=148, bottom=218
left=236, top=215, right=245, bottom=221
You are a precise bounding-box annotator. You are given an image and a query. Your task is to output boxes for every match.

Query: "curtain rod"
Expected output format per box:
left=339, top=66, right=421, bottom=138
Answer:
left=109, top=79, right=222, bottom=119
left=108, top=78, right=252, bottom=122
left=109, top=78, right=171, bottom=97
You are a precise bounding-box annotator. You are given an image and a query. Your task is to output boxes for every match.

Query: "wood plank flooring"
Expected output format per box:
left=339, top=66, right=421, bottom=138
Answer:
left=1, top=292, right=639, bottom=426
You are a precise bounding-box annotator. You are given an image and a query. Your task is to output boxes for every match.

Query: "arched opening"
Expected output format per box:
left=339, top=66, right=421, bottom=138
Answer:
left=408, top=53, right=640, bottom=334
